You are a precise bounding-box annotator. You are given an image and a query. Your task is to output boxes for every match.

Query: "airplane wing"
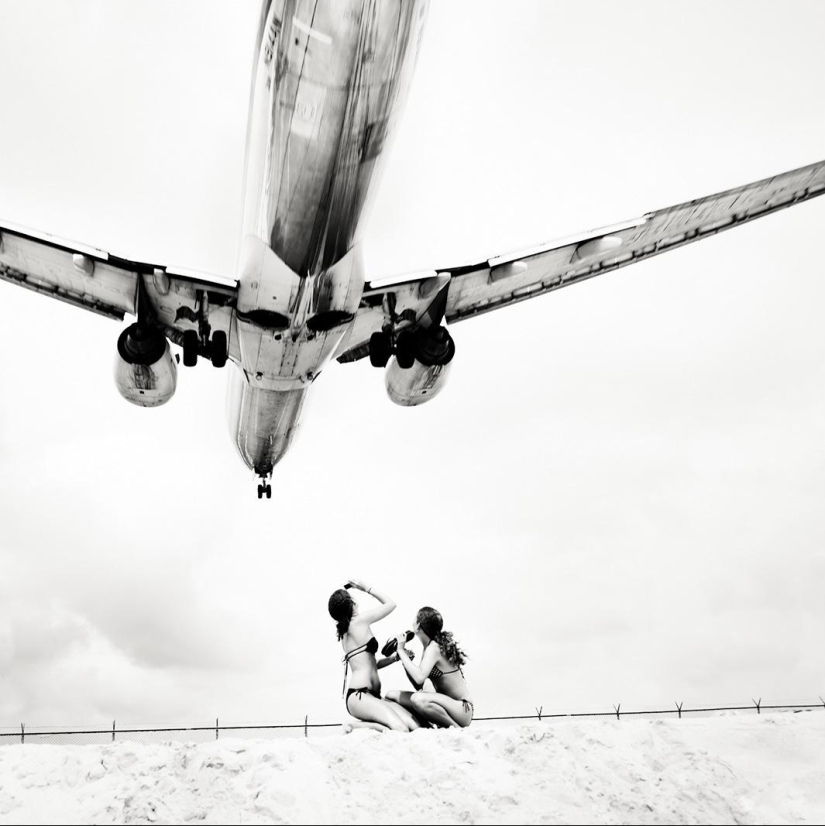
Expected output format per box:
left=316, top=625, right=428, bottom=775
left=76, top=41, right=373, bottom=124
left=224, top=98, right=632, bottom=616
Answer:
left=338, top=158, right=825, bottom=362
left=0, top=220, right=239, bottom=359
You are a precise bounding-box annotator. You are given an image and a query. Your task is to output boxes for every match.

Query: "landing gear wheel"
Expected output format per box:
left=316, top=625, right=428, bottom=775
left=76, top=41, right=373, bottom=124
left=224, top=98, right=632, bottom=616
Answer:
left=369, top=332, right=392, bottom=368
left=395, top=331, right=416, bottom=369
left=257, top=482, right=272, bottom=499
left=210, top=330, right=228, bottom=368
left=265, top=484, right=271, bottom=499
left=182, top=330, right=199, bottom=367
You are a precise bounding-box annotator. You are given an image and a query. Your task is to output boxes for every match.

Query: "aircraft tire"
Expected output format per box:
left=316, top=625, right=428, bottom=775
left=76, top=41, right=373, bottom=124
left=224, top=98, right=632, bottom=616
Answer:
left=395, top=331, right=416, bottom=369
left=183, top=330, right=199, bottom=367
left=211, top=331, right=228, bottom=368
left=369, top=332, right=392, bottom=367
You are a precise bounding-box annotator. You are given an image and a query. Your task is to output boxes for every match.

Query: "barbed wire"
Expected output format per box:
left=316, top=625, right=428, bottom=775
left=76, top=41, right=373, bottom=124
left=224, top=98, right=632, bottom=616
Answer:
left=2, top=697, right=823, bottom=746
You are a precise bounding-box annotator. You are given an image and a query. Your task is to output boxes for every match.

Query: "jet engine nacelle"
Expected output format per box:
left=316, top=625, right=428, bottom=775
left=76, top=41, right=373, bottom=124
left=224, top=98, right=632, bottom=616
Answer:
left=114, top=323, right=177, bottom=407
left=385, top=358, right=452, bottom=406
left=385, top=325, right=455, bottom=406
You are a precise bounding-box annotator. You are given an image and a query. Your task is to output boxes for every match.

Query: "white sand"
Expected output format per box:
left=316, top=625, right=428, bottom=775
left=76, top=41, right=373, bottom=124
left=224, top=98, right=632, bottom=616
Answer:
left=0, top=713, right=823, bottom=824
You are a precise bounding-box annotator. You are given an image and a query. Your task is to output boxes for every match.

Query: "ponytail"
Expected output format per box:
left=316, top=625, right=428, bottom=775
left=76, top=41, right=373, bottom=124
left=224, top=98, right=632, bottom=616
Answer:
left=435, top=629, right=467, bottom=667
left=328, top=589, right=355, bottom=640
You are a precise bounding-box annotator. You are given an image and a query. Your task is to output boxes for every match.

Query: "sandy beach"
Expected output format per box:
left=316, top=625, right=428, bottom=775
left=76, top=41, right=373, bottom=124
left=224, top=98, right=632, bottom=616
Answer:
left=0, top=712, right=822, bottom=824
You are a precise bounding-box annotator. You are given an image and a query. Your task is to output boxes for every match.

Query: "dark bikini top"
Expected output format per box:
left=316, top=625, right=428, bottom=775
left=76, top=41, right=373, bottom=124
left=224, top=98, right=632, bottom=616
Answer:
left=345, top=637, right=378, bottom=661
left=341, top=637, right=378, bottom=696
left=429, top=663, right=461, bottom=681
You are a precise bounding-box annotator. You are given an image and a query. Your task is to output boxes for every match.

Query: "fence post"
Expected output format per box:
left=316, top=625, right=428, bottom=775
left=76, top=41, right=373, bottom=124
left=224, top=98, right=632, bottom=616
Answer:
left=20, top=723, right=24, bottom=745
left=613, top=703, right=621, bottom=721
left=216, top=718, right=219, bottom=740
left=675, top=701, right=683, bottom=719
left=112, top=720, right=116, bottom=743
left=752, top=698, right=761, bottom=715
left=304, top=715, right=308, bottom=738
left=535, top=706, right=543, bottom=722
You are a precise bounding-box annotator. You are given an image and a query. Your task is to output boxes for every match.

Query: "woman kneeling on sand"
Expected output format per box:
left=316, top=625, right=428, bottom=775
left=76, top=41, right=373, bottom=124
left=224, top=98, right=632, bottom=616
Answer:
left=385, top=606, right=474, bottom=728
left=328, top=579, right=420, bottom=733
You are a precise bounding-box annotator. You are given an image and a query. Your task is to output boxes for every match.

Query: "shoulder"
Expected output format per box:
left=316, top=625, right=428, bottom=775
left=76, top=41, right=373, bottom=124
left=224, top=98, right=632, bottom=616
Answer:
left=347, top=617, right=371, bottom=637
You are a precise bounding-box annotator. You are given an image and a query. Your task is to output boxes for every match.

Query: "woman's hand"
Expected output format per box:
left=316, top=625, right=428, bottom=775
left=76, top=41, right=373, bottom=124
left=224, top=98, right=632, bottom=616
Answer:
left=345, top=579, right=372, bottom=593
left=396, top=636, right=414, bottom=660
left=345, top=584, right=394, bottom=622
left=395, top=644, right=424, bottom=689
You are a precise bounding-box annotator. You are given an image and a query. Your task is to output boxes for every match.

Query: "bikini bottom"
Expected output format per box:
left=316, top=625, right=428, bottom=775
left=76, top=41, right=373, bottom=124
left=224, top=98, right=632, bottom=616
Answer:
left=346, top=686, right=381, bottom=713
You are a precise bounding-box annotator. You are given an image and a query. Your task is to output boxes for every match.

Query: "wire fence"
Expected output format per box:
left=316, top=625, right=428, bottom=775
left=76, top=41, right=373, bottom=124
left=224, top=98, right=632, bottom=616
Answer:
left=2, top=698, right=823, bottom=747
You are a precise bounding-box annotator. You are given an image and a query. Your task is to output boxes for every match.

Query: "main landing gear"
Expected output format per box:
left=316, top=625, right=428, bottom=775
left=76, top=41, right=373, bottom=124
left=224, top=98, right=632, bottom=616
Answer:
left=257, top=480, right=272, bottom=499
left=182, top=329, right=228, bottom=368
left=368, top=326, right=454, bottom=370
left=369, top=330, right=416, bottom=369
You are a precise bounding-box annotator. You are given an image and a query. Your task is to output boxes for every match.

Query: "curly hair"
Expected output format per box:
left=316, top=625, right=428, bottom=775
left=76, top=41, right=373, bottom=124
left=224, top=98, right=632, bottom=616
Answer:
left=328, top=589, right=355, bottom=640
left=416, top=606, right=467, bottom=667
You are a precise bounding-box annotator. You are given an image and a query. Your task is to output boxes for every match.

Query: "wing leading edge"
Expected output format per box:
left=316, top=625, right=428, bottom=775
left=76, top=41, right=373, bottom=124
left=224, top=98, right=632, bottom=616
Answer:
left=340, top=159, right=825, bottom=362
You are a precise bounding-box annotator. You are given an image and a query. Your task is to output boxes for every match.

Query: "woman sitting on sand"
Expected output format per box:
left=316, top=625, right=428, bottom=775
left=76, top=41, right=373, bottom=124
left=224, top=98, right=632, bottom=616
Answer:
left=384, top=606, right=474, bottom=728
left=328, top=579, right=420, bottom=733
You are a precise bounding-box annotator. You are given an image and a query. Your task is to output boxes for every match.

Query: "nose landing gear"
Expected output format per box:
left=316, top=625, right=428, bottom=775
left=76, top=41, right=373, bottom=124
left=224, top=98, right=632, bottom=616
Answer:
left=257, top=478, right=272, bottom=499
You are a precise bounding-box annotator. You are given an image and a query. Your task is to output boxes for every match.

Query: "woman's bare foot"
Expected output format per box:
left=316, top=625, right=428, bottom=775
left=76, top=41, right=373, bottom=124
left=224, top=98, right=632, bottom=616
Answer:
left=342, top=720, right=389, bottom=734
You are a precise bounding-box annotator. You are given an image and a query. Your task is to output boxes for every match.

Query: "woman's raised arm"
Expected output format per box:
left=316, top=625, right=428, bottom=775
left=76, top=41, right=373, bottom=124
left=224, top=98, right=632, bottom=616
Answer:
left=345, top=579, right=397, bottom=624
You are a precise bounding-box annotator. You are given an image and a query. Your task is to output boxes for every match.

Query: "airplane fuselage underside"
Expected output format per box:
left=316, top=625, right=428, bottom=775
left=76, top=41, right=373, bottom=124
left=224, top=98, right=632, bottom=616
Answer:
left=228, top=0, right=426, bottom=477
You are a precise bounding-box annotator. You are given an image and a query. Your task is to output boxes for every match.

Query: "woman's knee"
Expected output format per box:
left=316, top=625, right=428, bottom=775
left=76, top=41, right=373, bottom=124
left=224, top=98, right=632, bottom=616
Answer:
left=409, top=692, right=427, bottom=711
left=385, top=689, right=401, bottom=703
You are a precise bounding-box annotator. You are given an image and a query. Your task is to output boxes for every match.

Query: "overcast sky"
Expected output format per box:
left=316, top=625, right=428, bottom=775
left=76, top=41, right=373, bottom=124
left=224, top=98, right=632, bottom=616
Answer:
left=1, top=1, right=823, bottom=730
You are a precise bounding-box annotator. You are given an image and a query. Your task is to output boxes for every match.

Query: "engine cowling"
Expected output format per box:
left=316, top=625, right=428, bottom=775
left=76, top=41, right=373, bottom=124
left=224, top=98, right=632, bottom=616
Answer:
left=114, top=323, right=177, bottom=407
left=385, top=325, right=454, bottom=406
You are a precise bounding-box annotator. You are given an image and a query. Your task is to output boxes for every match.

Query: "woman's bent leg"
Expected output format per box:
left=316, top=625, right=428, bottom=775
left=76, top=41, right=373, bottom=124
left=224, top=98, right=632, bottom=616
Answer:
left=346, top=692, right=412, bottom=732
left=410, top=692, right=473, bottom=728
left=384, top=699, right=422, bottom=731
left=384, top=690, right=419, bottom=714
left=385, top=690, right=432, bottom=729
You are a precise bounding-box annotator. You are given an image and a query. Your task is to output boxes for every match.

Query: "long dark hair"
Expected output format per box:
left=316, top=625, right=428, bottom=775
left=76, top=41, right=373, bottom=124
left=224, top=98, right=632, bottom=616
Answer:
left=328, top=589, right=355, bottom=640
left=417, top=606, right=467, bottom=666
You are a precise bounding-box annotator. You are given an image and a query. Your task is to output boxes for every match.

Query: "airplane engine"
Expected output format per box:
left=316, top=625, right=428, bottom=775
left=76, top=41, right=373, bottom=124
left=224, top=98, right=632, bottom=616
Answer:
left=114, top=323, right=177, bottom=407
left=385, top=325, right=454, bottom=406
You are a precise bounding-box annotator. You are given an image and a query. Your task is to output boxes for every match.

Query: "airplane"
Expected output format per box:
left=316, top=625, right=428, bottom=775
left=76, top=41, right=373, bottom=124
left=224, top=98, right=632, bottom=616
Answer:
left=1, top=1, right=823, bottom=499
